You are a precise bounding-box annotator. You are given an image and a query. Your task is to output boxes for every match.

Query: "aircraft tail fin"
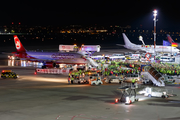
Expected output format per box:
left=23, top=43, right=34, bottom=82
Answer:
left=122, top=33, right=135, bottom=46
left=167, top=34, right=174, bottom=43
left=13, top=35, right=26, bottom=52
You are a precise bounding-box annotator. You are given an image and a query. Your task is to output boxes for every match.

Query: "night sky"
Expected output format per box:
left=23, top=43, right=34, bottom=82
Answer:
left=1, top=1, right=180, bottom=28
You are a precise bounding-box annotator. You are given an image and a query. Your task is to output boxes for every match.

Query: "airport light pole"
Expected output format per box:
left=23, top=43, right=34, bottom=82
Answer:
left=153, top=9, right=157, bottom=55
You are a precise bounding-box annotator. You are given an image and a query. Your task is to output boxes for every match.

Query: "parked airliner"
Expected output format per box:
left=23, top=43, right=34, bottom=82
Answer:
left=117, top=33, right=179, bottom=54
left=13, top=35, right=91, bottom=68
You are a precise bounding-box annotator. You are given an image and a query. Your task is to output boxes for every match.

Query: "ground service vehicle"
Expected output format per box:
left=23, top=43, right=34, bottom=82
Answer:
left=105, top=75, right=124, bottom=84
left=115, top=86, right=139, bottom=105
left=160, top=56, right=174, bottom=62
left=163, top=75, right=175, bottom=84
left=84, top=70, right=97, bottom=75
left=96, top=70, right=102, bottom=75
left=88, top=74, right=103, bottom=85
left=73, top=75, right=88, bottom=84
left=138, top=87, right=169, bottom=98
left=109, top=54, right=125, bottom=60
left=1, top=70, right=19, bottom=79
left=124, top=73, right=140, bottom=83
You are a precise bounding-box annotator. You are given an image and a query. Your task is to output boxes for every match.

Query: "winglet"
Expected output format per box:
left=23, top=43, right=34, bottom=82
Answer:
left=13, top=35, right=26, bottom=52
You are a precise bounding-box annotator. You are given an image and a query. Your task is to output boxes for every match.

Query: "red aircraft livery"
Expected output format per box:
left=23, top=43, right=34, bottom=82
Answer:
left=12, top=35, right=88, bottom=68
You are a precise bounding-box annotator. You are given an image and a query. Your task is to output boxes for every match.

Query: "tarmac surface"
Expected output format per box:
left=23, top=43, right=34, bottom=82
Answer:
left=0, top=66, right=180, bottom=120
left=0, top=49, right=180, bottom=120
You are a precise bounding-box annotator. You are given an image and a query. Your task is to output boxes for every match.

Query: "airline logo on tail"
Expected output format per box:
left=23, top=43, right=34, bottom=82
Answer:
left=13, top=35, right=26, bottom=52
left=15, top=40, right=20, bottom=50
left=167, top=34, right=178, bottom=47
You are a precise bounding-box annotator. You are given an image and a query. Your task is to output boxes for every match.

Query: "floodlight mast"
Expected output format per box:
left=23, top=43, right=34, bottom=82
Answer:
left=153, top=9, right=157, bottom=53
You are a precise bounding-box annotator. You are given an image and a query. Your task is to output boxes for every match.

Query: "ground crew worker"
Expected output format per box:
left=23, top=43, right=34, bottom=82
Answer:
left=107, top=71, right=110, bottom=76
left=71, top=71, right=75, bottom=76
left=141, top=75, right=144, bottom=79
left=131, top=69, right=133, bottom=74
left=71, top=76, right=74, bottom=84
left=68, top=76, right=71, bottom=84
left=75, top=71, right=79, bottom=77
left=79, top=69, right=82, bottom=75
left=68, top=72, right=71, bottom=77
left=132, top=78, right=136, bottom=87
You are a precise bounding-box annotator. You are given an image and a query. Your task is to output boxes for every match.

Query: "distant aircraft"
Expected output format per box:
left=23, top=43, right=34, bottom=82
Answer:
left=117, top=33, right=180, bottom=54
left=167, top=34, right=178, bottom=47
left=12, top=35, right=97, bottom=68
left=167, top=34, right=174, bottom=43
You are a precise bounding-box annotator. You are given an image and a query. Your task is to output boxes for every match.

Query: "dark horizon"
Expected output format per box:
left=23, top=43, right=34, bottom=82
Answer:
left=0, top=1, right=180, bottom=29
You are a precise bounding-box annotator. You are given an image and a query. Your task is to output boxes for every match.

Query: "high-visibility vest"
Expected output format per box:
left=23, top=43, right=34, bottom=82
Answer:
left=132, top=79, right=135, bottom=83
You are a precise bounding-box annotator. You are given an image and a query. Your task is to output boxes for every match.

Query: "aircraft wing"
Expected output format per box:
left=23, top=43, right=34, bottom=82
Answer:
left=1, top=52, right=14, bottom=55
left=116, top=44, right=125, bottom=47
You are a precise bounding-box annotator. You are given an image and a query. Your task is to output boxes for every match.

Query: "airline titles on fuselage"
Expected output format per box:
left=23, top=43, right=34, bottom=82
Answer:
left=51, top=53, right=75, bottom=59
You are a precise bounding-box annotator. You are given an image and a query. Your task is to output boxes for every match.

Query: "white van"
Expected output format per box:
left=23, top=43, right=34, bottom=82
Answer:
left=124, top=74, right=140, bottom=83
left=160, top=56, right=174, bottom=62
left=109, top=54, right=125, bottom=60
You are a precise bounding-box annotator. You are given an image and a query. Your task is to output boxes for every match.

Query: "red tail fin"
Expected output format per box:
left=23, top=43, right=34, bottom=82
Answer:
left=167, top=34, right=174, bottom=43
left=13, top=35, right=26, bottom=52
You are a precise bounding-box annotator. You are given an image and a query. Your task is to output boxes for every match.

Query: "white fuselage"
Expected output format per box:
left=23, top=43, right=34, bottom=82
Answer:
left=26, top=52, right=88, bottom=64
left=124, top=44, right=179, bottom=53
left=122, top=33, right=180, bottom=54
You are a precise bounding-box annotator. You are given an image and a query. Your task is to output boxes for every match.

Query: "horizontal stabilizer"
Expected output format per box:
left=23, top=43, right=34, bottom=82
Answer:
left=116, top=44, right=125, bottom=47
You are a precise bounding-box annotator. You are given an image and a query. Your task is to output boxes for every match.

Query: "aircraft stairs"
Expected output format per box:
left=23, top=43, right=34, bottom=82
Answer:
left=141, top=66, right=165, bottom=86
left=86, top=58, right=99, bottom=68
